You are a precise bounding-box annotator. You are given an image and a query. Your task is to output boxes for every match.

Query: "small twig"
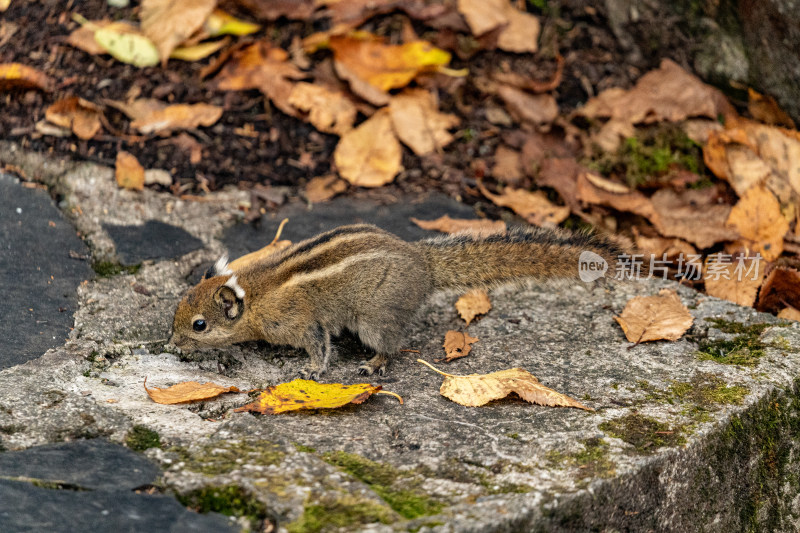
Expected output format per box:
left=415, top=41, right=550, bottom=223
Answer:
left=417, top=359, right=455, bottom=377
left=376, top=390, right=404, bottom=404
left=399, top=349, right=420, bottom=353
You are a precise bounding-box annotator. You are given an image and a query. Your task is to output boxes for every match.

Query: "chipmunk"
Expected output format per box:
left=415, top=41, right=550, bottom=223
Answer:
left=170, top=224, right=626, bottom=379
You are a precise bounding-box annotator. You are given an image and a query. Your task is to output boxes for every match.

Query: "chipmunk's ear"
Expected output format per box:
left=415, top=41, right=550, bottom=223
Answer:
left=214, top=275, right=245, bottom=320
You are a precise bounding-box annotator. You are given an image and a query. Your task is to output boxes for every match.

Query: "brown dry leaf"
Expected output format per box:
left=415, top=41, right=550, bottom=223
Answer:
left=492, top=145, right=522, bottom=184
left=778, top=307, right=800, bottom=322
left=748, top=88, right=796, bottom=129
left=634, top=232, right=697, bottom=262
left=388, top=89, right=460, bottom=156
left=230, top=0, right=315, bottom=21
left=726, top=185, right=789, bottom=261
left=106, top=98, right=223, bottom=135
left=455, top=290, right=492, bottom=325
left=703, top=255, right=767, bottom=307
left=329, top=34, right=452, bottom=106
left=581, top=59, right=733, bottom=126
left=649, top=188, right=738, bottom=249
left=457, top=0, right=540, bottom=53
left=140, top=0, right=217, bottom=64
left=305, top=174, right=348, bottom=203
left=756, top=266, right=800, bottom=313
left=576, top=171, right=658, bottom=221
left=144, top=378, right=241, bottom=405
left=410, top=215, right=506, bottom=237
left=233, top=379, right=394, bottom=414
left=497, top=86, right=558, bottom=126
left=228, top=219, right=291, bottom=272
left=584, top=172, right=631, bottom=194
left=478, top=181, right=569, bottom=226
left=288, top=82, right=357, bottom=136
left=45, top=97, right=103, bottom=140
left=615, top=289, right=694, bottom=343
left=535, top=157, right=583, bottom=212
left=214, top=41, right=306, bottom=117
left=440, top=330, right=479, bottom=362
left=334, top=109, right=403, bottom=187
left=0, top=63, right=52, bottom=91
left=419, top=359, right=593, bottom=410
left=115, top=151, right=145, bottom=191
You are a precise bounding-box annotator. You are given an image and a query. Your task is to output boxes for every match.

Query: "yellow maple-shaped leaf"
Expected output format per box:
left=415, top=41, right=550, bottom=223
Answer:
left=615, top=289, right=693, bottom=344
left=234, top=379, right=393, bottom=414
left=144, top=378, right=241, bottom=405
left=329, top=33, right=451, bottom=106
left=228, top=219, right=292, bottom=272
left=455, top=290, right=492, bottom=326
left=410, top=215, right=506, bottom=237
left=419, top=360, right=593, bottom=411
left=440, top=330, right=479, bottom=362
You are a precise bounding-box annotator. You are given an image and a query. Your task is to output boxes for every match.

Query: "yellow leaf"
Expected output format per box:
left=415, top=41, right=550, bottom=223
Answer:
left=329, top=33, right=451, bottom=105
left=455, top=290, right=492, bottom=326
left=45, top=97, right=103, bottom=140
left=410, top=215, right=506, bottom=237
left=204, top=9, right=261, bottom=37
left=170, top=38, right=230, bottom=62
left=0, top=0, right=11, bottom=12
left=115, top=151, right=145, bottom=191
left=419, top=360, right=593, bottom=411
left=140, top=0, right=216, bottom=64
left=144, top=378, right=241, bottom=405
left=94, top=24, right=160, bottom=68
left=334, top=109, right=403, bottom=187
left=388, top=89, right=460, bottom=156
left=0, top=63, right=52, bottom=91
left=615, top=289, right=693, bottom=344
left=233, top=379, right=386, bottom=414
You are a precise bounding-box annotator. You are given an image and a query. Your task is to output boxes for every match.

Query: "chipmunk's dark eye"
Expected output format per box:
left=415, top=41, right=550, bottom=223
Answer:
left=193, top=319, right=207, bottom=332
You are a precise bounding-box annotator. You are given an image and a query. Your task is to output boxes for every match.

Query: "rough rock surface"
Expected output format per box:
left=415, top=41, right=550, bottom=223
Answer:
left=1, top=142, right=800, bottom=532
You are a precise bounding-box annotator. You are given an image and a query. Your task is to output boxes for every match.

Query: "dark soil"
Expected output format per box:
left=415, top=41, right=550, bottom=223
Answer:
left=0, top=0, right=693, bottom=201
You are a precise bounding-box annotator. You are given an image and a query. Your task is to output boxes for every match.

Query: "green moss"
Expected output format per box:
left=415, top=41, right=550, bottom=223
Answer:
left=126, top=425, right=161, bottom=451
left=287, top=494, right=394, bottom=533
left=585, top=124, right=704, bottom=188
left=321, top=451, right=442, bottom=519
left=546, top=438, right=616, bottom=479
left=178, top=485, right=266, bottom=528
left=506, top=432, right=520, bottom=440
left=669, top=373, right=749, bottom=406
left=409, top=521, right=445, bottom=533
left=292, top=443, right=316, bottom=453
left=92, top=261, right=141, bottom=277
left=171, top=440, right=284, bottom=476
left=600, top=412, right=686, bottom=454
left=696, top=319, right=785, bottom=366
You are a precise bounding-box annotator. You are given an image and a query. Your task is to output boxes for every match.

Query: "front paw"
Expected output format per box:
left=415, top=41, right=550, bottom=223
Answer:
left=299, top=366, right=324, bottom=381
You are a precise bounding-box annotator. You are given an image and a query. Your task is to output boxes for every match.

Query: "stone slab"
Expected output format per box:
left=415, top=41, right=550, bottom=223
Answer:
left=104, top=220, right=203, bottom=265
left=0, top=173, right=93, bottom=370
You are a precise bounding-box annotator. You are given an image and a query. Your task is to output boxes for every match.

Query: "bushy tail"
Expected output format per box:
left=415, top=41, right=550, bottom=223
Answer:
left=416, top=226, right=628, bottom=291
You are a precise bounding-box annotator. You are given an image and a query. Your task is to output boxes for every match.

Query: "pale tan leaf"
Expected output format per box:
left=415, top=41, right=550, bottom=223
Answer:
left=478, top=181, right=569, bottom=226
left=457, top=0, right=540, bottom=53
left=634, top=232, right=697, bottom=262
left=649, top=188, right=738, bottom=249
left=703, top=255, right=766, bottom=307
left=440, top=330, right=479, bottom=362
left=107, top=98, right=222, bottom=135
left=584, top=172, right=631, bottom=194
left=497, top=86, right=557, bottom=125
left=140, top=0, right=217, bottom=64
left=419, top=360, right=592, bottom=410
left=288, top=82, right=357, bottom=136
left=115, top=151, right=144, bottom=191
left=144, top=378, right=241, bottom=405
left=334, top=109, right=403, bottom=187
left=726, top=185, right=789, bottom=261
left=455, top=290, right=492, bottom=325
left=388, top=89, right=460, bottom=156
left=615, top=289, right=693, bottom=343
left=576, top=170, right=658, bottom=221
left=410, top=215, right=506, bottom=237
left=491, top=145, right=522, bottom=184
